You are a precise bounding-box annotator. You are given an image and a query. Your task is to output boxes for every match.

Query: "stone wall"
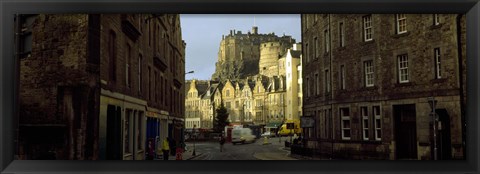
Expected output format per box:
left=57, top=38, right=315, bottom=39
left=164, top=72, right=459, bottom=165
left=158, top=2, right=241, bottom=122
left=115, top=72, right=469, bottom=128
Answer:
left=302, top=14, right=466, bottom=160
left=19, top=14, right=100, bottom=160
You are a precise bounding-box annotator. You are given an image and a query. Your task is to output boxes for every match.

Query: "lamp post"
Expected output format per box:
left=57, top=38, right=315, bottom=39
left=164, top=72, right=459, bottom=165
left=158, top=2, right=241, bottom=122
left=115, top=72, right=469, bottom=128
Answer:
left=192, top=124, right=197, bottom=156
left=185, top=71, right=194, bottom=75
left=428, top=97, right=438, bottom=160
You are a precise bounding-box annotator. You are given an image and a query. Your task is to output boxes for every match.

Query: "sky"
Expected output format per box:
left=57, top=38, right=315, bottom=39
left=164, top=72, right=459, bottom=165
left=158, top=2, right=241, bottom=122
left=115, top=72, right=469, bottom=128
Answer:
left=180, top=14, right=301, bottom=80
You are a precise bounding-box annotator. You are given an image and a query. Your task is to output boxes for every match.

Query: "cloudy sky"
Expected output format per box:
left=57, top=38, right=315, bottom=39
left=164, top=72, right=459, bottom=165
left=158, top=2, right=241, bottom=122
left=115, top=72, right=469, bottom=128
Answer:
left=180, top=14, right=301, bottom=80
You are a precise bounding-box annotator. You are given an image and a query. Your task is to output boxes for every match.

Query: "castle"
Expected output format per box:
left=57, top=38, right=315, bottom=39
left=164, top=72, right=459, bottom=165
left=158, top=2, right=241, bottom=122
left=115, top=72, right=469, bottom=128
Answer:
left=186, top=26, right=303, bottom=135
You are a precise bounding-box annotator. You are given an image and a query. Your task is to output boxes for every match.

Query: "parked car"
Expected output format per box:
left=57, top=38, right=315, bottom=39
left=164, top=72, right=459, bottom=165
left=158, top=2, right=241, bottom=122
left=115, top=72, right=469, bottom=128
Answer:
left=261, top=131, right=274, bottom=137
left=231, top=128, right=256, bottom=145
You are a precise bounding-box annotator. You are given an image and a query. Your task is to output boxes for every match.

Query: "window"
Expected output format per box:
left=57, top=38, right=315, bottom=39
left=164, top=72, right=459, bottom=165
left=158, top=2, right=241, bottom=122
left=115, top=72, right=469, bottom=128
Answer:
left=363, top=15, right=373, bottom=41
left=396, top=14, right=407, bottom=34
left=164, top=78, right=167, bottom=106
left=314, top=37, right=318, bottom=58
left=126, top=44, right=131, bottom=88
left=398, top=54, right=409, bottom=83
left=373, top=106, right=382, bottom=141
left=340, top=108, right=351, bottom=140
left=315, top=73, right=319, bottom=95
left=364, top=60, right=374, bottom=87
left=324, top=29, right=329, bottom=53
left=361, top=107, right=369, bottom=140
left=305, top=43, right=309, bottom=63
left=340, top=65, right=346, bottom=90
left=124, top=110, right=132, bottom=154
left=325, top=69, right=330, bottom=93
left=339, top=22, right=345, bottom=47
left=138, top=55, right=142, bottom=93
left=306, top=77, right=310, bottom=97
left=434, top=14, right=440, bottom=25
left=109, top=31, right=117, bottom=81
left=226, top=102, right=231, bottom=109
left=434, top=48, right=442, bottom=79
left=17, top=15, right=37, bottom=59
left=154, top=71, right=157, bottom=102
left=226, top=89, right=230, bottom=97
left=305, top=15, right=309, bottom=29
left=148, top=67, right=151, bottom=100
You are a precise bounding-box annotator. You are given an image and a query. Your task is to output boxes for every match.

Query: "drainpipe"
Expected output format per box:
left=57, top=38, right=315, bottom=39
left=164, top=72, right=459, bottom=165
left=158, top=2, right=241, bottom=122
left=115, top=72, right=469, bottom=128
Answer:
left=328, top=14, right=334, bottom=160
left=455, top=14, right=466, bottom=159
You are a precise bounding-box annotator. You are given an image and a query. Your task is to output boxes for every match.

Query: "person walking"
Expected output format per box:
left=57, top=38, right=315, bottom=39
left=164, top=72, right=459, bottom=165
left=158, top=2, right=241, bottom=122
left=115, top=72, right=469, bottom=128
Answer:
left=169, top=137, right=177, bottom=156
left=219, top=136, right=226, bottom=152
left=146, top=138, right=155, bottom=160
left=161, top=137, right=170, bottom=160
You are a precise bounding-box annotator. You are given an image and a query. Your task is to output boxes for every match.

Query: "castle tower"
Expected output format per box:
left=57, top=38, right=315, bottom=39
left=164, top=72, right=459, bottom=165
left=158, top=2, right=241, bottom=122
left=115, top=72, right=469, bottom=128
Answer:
left=252, top=26, right=258, bottom=35
left=259, top=41, right=290, bottom=77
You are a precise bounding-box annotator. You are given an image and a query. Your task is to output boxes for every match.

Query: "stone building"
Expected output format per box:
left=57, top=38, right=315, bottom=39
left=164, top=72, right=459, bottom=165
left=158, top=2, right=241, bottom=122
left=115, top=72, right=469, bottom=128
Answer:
left=17, top=14, right=186, bottom=160
left=301, top=14, right=466, bottom=160
left=185, top=79, right=209, bottom=129
left=283, top=45, right=303, bottom=121
left=211, top=26, right=295, bottom=81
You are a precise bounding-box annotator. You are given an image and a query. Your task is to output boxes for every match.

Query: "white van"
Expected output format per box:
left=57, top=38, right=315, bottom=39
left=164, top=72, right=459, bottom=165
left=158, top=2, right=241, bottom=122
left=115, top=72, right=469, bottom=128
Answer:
left=231, top=128, right=256, bottom=145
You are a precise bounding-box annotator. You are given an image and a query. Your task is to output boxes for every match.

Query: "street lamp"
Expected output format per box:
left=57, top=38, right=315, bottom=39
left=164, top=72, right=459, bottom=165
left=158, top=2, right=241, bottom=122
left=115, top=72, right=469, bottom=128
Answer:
left=192, top=124, right=197, bottom=156
left=428, top=97, right=438, bottom=160
left=185, top=71, right=194, bottom=75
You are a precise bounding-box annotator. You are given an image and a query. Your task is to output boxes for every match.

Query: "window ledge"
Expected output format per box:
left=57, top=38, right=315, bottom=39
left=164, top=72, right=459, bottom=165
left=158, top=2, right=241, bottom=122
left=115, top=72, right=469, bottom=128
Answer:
left=361, top=86, right=378, bottom=91
left=361, top=39, right=375, bottom=46
left=395, top=82, right=413, bottom=87
left=392, top=31, right=410, bottom=38
left=336, top=140, right=383, bottom=144
left=429, top=24, right=443, bottom=30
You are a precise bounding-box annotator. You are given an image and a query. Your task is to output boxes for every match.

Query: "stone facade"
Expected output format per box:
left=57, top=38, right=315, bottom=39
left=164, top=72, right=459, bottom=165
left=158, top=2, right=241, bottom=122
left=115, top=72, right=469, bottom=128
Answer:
left=185, top=79, right=211, bottom=129
left=18, top=14, right=100, bottom=160
left=17, top=14, right=185, bottom=160
left=301, top=14, right=466, bottom=160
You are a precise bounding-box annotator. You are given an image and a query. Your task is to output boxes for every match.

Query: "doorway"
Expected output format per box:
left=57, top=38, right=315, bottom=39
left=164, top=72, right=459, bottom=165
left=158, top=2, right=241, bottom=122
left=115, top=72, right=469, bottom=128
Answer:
left=436, top=109, right=452, bottom=160
left=394, top=104, right=417, bottom=159
left=106, top=105, right=122, bottom=160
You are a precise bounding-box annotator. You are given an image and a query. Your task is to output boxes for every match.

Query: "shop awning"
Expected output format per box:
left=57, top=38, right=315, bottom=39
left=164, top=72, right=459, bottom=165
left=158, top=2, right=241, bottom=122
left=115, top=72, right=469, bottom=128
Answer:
left=264, top=121, right=283, bottom=128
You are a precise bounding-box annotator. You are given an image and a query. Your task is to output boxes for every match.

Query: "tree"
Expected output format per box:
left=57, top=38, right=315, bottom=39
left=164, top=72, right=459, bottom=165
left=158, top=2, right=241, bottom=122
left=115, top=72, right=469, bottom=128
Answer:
left=213, top=102, right=230, bottom=133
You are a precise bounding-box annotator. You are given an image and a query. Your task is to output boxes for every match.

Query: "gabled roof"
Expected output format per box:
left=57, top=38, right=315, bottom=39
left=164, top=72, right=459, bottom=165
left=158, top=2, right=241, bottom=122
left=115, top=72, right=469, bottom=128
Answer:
left=290, top=50, right=302, bottom=59
left=196, top=81, right=209, bottom=97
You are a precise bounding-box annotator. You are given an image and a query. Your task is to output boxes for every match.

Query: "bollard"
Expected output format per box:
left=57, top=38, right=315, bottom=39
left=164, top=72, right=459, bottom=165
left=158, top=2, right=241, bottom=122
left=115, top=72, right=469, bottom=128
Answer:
left=263, top=136, right=270, bottom=145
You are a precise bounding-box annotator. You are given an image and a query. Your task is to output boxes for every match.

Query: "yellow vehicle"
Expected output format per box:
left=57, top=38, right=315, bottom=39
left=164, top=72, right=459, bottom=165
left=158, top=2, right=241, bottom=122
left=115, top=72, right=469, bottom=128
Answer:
left=277, top=119, right=302, bottom=136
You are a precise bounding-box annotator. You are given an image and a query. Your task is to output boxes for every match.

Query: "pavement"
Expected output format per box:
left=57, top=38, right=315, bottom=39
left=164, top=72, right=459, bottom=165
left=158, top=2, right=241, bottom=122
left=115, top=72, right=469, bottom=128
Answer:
left=153, top=147, right=203, bottom=160
left=253, top=136, right=297, bottom=160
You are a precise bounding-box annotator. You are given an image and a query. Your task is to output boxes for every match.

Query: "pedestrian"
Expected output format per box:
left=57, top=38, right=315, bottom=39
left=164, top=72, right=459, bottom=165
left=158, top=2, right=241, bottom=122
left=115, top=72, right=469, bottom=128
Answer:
left=293, top=137, right=299, bottom=145
left=147, top=139, right=154, bottom=160
left=169, top=137, right=177, bottom=156
left=297, top=135, right=303, bottom=145
left=161, top=137, right=170, bottom=160
left=219, top=136, right=226, bottom=152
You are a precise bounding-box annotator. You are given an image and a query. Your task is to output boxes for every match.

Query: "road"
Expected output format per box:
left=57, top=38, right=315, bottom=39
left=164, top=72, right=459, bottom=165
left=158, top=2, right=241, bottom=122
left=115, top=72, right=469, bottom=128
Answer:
left=185, top=137, right=297, bottom=160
